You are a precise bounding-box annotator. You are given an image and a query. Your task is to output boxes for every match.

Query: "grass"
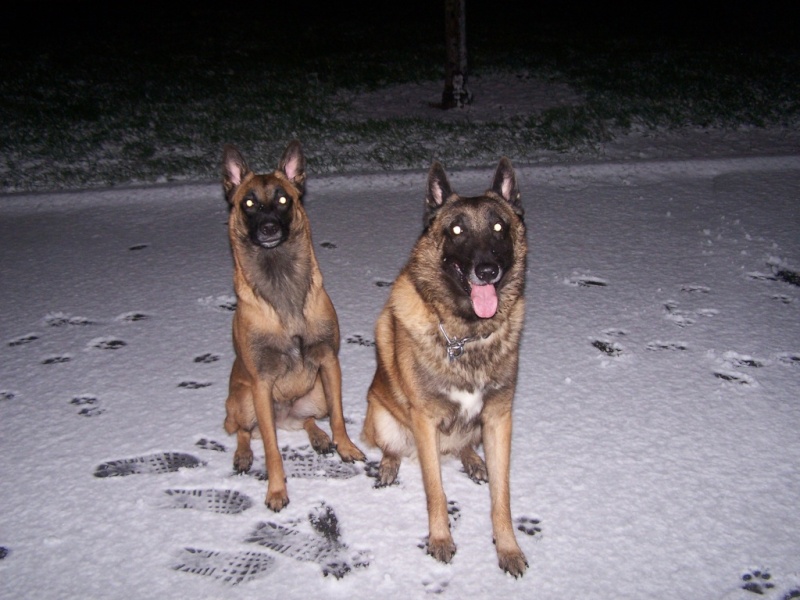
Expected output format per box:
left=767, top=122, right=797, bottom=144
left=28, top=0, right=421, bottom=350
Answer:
left=0, top=1, right=797, bottom=192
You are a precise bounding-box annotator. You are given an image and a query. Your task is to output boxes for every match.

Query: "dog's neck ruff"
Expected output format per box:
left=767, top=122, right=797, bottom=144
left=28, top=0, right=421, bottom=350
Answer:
left=438, top=322, right=482, bottom=361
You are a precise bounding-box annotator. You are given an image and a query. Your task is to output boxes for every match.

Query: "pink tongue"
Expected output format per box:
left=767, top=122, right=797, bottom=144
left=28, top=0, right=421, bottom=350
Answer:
left=470, top=284, right=498, bottom=318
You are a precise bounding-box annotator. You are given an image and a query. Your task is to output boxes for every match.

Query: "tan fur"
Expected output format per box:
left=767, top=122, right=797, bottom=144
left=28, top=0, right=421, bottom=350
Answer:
left=362, top=158, right=529, bottom=577
left=221, top=141, right=364, bottom=512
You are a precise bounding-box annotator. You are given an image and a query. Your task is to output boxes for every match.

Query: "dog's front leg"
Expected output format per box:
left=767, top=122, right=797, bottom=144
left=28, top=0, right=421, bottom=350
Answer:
left=253, top=381, right=289, bottom=511
left=482, top=398, right=528, bottom=577
left=411, top=410, right=455, bottom=563
left=318, top=349, right=365, bottom=462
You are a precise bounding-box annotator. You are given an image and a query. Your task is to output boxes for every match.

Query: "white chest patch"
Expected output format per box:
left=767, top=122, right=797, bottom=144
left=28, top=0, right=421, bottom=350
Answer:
left=447, top=387, right=484, bottom=422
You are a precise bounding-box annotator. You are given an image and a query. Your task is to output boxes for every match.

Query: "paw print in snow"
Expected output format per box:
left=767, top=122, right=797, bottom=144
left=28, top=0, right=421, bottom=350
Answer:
left=116, top=312, right=150, bottom=322
left=723, top=352, right=765, bottom=369
left=44, top=312, right=93, bottom=327
left=515, top=516, right=542, bottom=537
left=71, top=395, right=105, bottom=417
left=8, top=334, right=39, bottom=347
left=42, top=355, right=71, bottom=365
left=592, top=340, right=622, bottom=357
left=777, top=353, right=800, bottom=366
left=422, top=575, right=451, bottom=594
left=178, top=381, right=212, bottom=390
left=193, top=353, right=220, bottom=364
left=447, top=500, right=461, bottom=528
left=741, top=569, right=775, bottom=594
left=196, top=438, right=226, bottom=452
left=90, top=337, right=127, bottom=350
left=198, top=295, right=237, bottom=312
left=646, top=341, right=688, bottom=352
left=346, top=334, right=375, bottom=347
left=713, top=371, right=755, bottom=385
left=774, top=268, right=800, bottom=287
left=567, top=275, right=608, bottom=287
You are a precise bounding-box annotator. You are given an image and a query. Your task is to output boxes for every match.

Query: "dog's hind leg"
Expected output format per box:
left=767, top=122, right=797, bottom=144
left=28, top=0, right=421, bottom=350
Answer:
left=303, top=417, right=334, bottom=455
left=460, top=446, right=488, bottom=483
left=233, top=429, right=254, bottom=473
left=377, top=452, right=401, bottom=487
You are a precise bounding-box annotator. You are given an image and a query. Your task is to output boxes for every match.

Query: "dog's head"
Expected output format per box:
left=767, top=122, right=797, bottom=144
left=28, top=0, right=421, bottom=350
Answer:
left=421, top=158, right=526, bottom=321
left=221, top=141, right=307, bottom=249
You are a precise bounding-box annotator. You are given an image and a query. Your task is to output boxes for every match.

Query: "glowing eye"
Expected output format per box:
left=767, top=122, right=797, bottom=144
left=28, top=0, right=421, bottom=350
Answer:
left=493, top=223, right=503, bottom=232
left=245, top=199, right=254, bottom=208
left=452, top=225, right=462, bottom=235
left=278, top=196, right=287, bottom=205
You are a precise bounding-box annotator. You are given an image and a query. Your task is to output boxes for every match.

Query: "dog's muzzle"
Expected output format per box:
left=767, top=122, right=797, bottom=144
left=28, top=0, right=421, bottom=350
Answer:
left=255, top=219, right=284, bottom=248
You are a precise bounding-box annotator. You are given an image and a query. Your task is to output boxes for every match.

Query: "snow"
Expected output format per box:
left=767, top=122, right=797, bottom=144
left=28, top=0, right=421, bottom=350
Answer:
left=2, top=75, right=800, bottom=598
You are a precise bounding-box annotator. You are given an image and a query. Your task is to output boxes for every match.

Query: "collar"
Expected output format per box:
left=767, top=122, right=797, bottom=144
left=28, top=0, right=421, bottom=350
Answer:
left=438, top=322, right=482, bottom=361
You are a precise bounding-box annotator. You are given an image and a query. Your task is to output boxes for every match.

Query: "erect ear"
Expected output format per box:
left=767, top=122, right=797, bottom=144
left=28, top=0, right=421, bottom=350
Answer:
left=278, top=140, right=306, bottom=195
left=424, top=161, right=454, bottom=225
left=491, top=157, right=523, bottom=217
left=221, top=144, right=250, bottom=204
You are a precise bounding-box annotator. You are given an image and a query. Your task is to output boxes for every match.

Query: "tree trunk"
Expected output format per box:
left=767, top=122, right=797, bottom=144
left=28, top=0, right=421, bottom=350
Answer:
left=442, top=0, right=471, bottom=109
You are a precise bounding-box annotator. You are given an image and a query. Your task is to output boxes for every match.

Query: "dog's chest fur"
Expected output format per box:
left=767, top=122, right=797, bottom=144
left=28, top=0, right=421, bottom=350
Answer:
left=445, top=386, right=484, bottom=422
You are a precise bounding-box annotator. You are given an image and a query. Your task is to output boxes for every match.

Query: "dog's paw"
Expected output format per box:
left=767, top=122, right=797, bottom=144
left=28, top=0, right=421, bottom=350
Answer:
left=460, top=450, right=488, bottom=483
left=307, top=429, right=335, bottom=456
left=376, top=455, right=401, bottom=487
left=498, top=547, right=528, bottom=578
left=266, top=488, right=290, bottom=512
left=335, top=439, right=366, bottom=463
left=426, top=536, right=456, bottom=564
left=232, top=449, right=253, bottom=473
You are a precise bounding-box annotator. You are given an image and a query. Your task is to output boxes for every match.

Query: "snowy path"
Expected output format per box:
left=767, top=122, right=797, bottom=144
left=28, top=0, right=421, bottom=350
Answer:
left=1, top=156, right=799, bottom=599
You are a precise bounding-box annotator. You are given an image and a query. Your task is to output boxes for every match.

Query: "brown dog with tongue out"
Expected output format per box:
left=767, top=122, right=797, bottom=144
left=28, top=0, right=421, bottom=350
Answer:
left=362, top=158, right=529, bottom=577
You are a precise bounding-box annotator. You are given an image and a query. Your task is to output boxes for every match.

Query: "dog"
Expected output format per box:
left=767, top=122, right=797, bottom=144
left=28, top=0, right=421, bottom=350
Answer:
left=221, top=141, right=365, bottom=511
left=362, top=158, right=528, bottom=577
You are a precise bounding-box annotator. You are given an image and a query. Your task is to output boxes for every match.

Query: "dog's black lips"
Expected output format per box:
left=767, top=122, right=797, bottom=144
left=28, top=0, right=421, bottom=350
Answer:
left=443, top=257, right=471, bottom=294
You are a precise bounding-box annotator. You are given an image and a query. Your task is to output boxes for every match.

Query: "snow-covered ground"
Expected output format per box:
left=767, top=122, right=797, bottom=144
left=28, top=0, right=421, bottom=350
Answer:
left=2, top=147, right=799, bottom=598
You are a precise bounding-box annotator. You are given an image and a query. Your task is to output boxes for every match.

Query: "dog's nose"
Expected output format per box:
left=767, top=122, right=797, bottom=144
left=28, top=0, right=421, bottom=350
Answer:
left=260, top=221, right=281, bottom=237
left=474, top=262, right=499, bottom=284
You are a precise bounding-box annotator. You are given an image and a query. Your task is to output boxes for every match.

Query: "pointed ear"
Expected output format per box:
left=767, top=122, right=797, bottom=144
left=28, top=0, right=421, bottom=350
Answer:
left=278, top=140, right=306, bottom=195
left=221, top=144, right=250, bottom=204
left=425, top=161, right=454, bottom=224
left=491, top=157, right=523, bottom=217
